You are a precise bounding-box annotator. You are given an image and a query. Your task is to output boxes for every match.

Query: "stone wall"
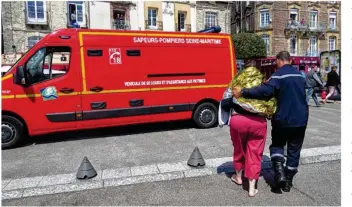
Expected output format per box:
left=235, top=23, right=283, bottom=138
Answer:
left=231, top=1, right=341, bottom=56
left=271, top=1, right=287, bottom=56
left=196, top=2, right=231, bottom=34
left=1, top=1, right=89, bottom=53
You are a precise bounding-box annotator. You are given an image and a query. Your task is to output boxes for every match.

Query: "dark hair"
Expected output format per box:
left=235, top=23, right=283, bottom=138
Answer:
left=245, top=59, right=256, bottom=68
left=276, top=51, right=291, bottom=62
left=299, top=64, right=305, bottom=71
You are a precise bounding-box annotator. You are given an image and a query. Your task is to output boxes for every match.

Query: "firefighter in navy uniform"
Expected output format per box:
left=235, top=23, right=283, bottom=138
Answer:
left=233, top=51, right=309, bottom=192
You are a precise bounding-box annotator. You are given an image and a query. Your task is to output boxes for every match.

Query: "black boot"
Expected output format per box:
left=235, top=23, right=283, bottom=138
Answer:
left=282, top=170, right=296, bottom=192
left=272, top=161, right=287, bottom=188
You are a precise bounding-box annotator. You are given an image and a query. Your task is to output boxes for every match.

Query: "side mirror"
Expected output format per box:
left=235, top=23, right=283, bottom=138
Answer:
left=14, top=66, right=26, bottom=85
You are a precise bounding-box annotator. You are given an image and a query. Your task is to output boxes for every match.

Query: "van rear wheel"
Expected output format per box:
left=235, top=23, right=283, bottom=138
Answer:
left=193, top=102, right=218, bottom=128
left=2, top=115, right=24, bottom=149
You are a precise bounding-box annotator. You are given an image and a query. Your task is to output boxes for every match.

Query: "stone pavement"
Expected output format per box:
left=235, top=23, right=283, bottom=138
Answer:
left=1, top=145, right=340, bottom=200
left=2, top=103, right=341, bottom=180
left=2, top=161, right=340, bottom=206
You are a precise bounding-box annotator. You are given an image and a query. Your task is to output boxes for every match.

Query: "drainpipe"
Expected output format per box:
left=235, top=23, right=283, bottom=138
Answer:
left=136, top=0, right=140, bottom=30
left=240, top=2, right=242, bottom=32
left=225, top=2, right=230, bottom=34
left=10, top=1, right=15, bottom=51
left=1, top=18, right=4, bottom=54
left=254, top=2, right=256, bottom=32
left=86, top=1, right=90, bottom=29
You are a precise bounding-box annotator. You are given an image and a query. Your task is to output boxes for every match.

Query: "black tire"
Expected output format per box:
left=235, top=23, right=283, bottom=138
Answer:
left=192, top=102, right=218, bottom=129
left=2, top=115, right=24, bottom=149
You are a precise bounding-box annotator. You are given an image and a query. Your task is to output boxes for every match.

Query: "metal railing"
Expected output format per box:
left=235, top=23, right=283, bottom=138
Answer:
left=258, top=23, right=272, bottom=29
left=286, top=21, right=328, bottom=34
left=175, top=23, right=191, bottom=32
left=286, top=20, right=308, bottom=30
left=112, top=20, right=130, bottom=30
left=266, top=49, right=323, bottom=57
left=145, top=20, right=163, bottom=30
left=308, top=23, right=326, bottom=32
left=305, top=51, right=319, bottom=57
left=290, top=49, right=320, bottom=57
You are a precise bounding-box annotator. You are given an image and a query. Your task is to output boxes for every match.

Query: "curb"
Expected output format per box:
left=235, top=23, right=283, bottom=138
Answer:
left=1, top=145, right=340, bottom=200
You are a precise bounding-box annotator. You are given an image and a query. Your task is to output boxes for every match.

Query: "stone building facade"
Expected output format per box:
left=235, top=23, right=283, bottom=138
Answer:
left=196, top=1, right=232, bottom=34
left=142, top=1, right=197, bottom=32
left=88, top=1, right=139, bottom=30
left=231, top=1, right=255, bottom=34
left=1, top=1, right=89, bottom=53
left=1, top=1, right=233, bottom=55
left=232, top=1, right=341, bottom=57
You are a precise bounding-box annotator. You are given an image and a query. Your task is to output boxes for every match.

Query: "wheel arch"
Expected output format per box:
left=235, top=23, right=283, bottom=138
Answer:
left=2, top=110, right=29, bottom=135
left=192, top=98, right=219, bottom=115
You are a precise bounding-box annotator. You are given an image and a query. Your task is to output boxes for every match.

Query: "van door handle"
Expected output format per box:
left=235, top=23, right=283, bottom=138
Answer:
left=91, top=102, right=107, bottom=109
left=59, top=87, right=74, bottom=93
left=126, top=50, right=141, bottom=56
left=130, top=99, right=144, bottom=107
left=90, top=86, right=103, bottom=92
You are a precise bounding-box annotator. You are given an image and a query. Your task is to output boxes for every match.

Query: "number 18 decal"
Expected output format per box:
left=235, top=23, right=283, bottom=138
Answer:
left=109, top=48, right=122, bottom=64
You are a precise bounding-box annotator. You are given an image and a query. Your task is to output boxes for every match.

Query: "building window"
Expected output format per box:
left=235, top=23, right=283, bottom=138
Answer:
left=148, top=8, right=157, bottom=28
left=329, top=12, right=337, bottom=30
left=329, top=36, right=336, bottom=51
left=178, top=12, right=186, bottom=31
left=309, top=36, right=317, bottom=56
left=260, top=9, right=270, bottom=28
left=26, top=1, right=46, bottom=24
left=328, top=1, right=336, bottom=3
left=236, top=21, right=240, bottom=33
left=246, top=16, right=250, bottom=31
left=290, top=35, right=297, bottom=56
left=309, top=10, right=318, bottom=28
left=290, top=9, right=298, bottom=22
left=262, top=34, right=270, bottom=55
left=68, top=1, right=85, bottom=27
left=205, top=12, right=217, bottom=29
left=27, top=36, right=42, bottom=49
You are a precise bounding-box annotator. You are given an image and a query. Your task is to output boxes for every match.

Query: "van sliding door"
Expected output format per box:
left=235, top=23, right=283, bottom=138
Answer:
left=78, top=33, right=152, bottom=128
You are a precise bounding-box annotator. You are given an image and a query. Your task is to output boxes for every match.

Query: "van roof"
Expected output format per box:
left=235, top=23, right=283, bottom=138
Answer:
left=51, top=28, right=231, bottom=37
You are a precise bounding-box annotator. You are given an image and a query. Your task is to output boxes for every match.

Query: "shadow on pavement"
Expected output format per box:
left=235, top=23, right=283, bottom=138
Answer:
left=261, top=168, right=283, bottom=194
left=23, top=120, right=197, bottom=147
left=216, top=155, right=283, bottom=194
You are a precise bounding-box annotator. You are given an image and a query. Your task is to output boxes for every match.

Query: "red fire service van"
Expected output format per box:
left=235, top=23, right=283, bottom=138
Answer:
left=1, top=27, right=236, bottom=149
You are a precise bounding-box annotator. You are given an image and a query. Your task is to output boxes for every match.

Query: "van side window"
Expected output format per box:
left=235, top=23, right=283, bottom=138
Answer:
left=25, top=46, right=71, bottom=85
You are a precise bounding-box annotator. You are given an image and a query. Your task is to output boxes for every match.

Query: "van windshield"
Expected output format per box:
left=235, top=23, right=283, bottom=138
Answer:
left=1, top=49, right=30, bottom=77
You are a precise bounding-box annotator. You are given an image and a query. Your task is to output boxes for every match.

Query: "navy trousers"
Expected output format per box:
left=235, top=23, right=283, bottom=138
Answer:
left=269, top=126, right=307, bottom=173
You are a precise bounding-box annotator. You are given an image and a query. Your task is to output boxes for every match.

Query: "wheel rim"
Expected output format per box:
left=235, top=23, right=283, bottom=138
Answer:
left=2, top=122, right=16, bottom=144
left=199, top=108, right=215, bottom=124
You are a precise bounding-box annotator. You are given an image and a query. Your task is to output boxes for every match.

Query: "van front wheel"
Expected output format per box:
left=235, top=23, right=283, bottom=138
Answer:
left=193, top=102, right=218, bottom=128
left=2, top=115, right=24, bottom=149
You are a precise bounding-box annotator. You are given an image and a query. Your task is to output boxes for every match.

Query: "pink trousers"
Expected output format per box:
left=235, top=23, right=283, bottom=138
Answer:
left=229, top=114, right=267, bottom=180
